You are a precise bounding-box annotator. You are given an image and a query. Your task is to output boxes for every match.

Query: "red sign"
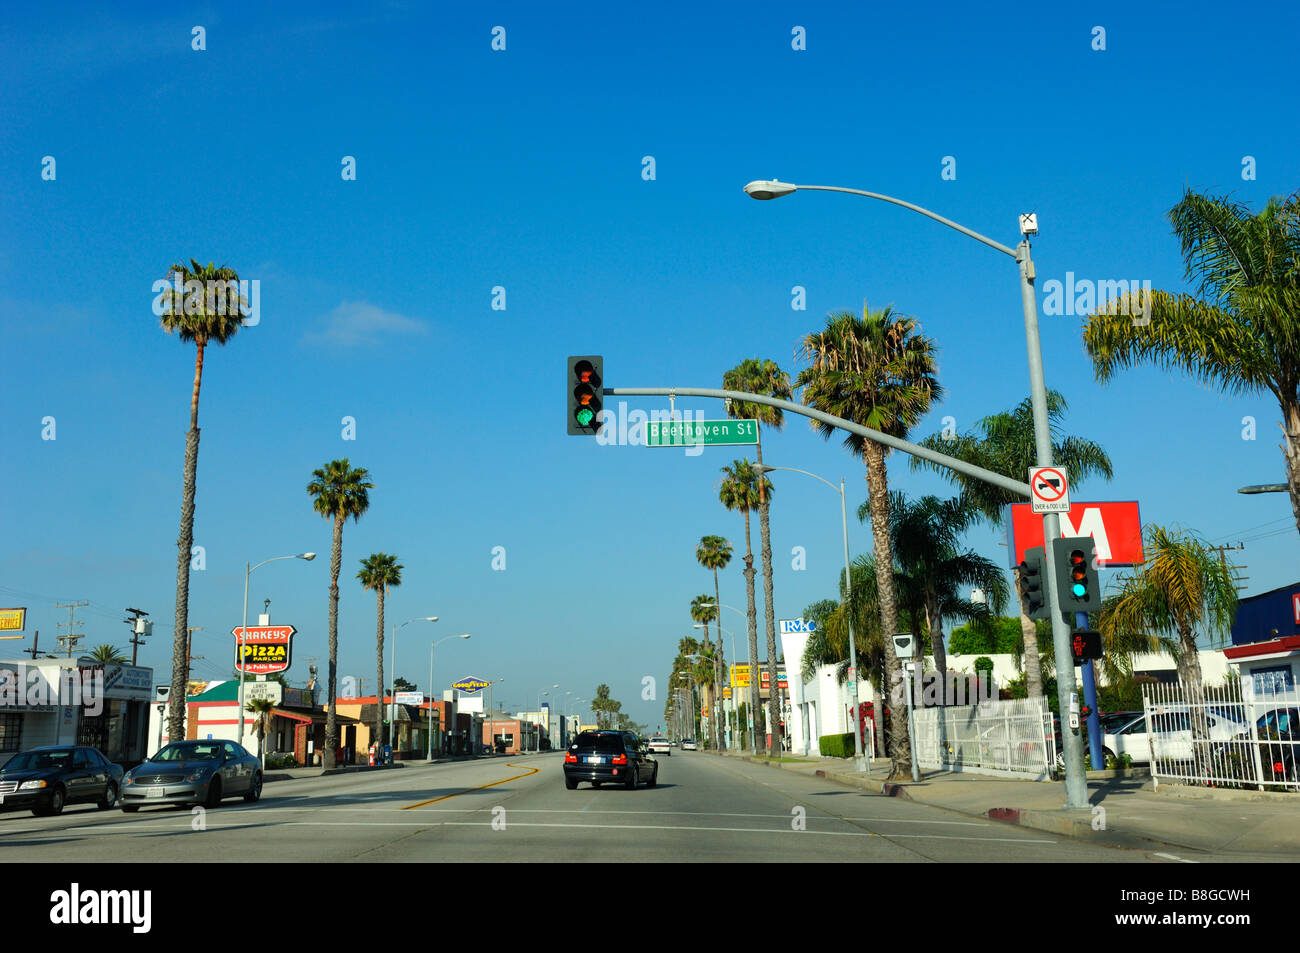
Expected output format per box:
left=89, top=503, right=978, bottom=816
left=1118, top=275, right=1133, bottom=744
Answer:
left=1007, top=501, right=1144, bottom=567
left=232, top=625, right=296, bottom=675
left=1293, top=594, right=1300, bottom=626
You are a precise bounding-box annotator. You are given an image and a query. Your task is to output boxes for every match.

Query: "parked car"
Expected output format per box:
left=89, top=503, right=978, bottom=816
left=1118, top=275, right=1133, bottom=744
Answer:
left=1102, top=708, right=1246, bottom=764
left=1238, top=707, right=1300, bottom=782
left=120, top=739, right=262, bottom=812
left=563, top=731, right=658, bottom=790
left=680, top=738, right=698, bottom=751
left=0, top=745, right=123, bottom=816
left=647, top=737, right=671, bottom=756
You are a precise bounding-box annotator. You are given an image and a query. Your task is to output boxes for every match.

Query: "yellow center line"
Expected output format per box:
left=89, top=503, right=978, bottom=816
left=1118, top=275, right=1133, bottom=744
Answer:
left=400, top=761, right=541, bottom=810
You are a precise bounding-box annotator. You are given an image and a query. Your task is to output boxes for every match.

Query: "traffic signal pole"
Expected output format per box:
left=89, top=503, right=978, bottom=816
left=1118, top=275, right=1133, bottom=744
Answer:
left=1079, top=614, right=1104, bottom=770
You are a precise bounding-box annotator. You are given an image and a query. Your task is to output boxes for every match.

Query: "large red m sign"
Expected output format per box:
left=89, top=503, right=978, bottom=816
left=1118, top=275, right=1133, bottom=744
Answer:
left=1006, top=501, right=1144, bottom=567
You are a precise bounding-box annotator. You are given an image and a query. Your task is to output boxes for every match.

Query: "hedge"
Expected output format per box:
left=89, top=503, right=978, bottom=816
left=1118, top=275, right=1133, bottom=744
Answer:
left=819, top=732, right=855, bottom=758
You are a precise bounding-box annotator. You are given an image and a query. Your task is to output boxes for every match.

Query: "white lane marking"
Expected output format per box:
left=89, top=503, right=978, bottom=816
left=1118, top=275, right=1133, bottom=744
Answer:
left=1153, top=852, right=1198, bottom=864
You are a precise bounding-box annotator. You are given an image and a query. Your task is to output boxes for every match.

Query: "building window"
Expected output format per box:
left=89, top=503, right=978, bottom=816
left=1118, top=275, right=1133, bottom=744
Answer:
left=0, top=713, right=19, bottom=752
left=1251, top=665, right=1296, bottom=696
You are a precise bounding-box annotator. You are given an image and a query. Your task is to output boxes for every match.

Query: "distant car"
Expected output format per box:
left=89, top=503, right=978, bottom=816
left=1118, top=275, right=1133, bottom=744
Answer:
left=563, top=731, right=658, bottom=790
left=0, top=745, right=123, bottom=816
left=647, top=737, right=671, bottom=756
left=121, top=739, right=262, bottom=812
left=1102, top=708, right=1246, bottom=765
left=680, top=738, right=698, bottom=751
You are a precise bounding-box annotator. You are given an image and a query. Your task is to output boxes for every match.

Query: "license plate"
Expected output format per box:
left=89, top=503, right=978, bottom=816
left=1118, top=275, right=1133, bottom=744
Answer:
left=585, top=756, right=603, bottom=764
left=147, top=788, right=164, bottom=798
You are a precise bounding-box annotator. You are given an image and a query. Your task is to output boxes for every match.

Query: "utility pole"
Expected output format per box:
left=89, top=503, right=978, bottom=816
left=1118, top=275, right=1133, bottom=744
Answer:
left=186, top=627, right=205, bottom=671
left=1209, top=543, right=1248, bottom=592
left=23, top=630, right=45, bottom=659
left=56, top=601, right=89, bottom=658
left=124, top=608, right=151, bottom=666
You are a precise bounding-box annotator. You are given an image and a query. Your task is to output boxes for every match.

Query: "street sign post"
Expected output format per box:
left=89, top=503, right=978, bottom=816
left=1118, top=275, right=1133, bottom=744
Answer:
left=645, top=419, right=758, bottom=448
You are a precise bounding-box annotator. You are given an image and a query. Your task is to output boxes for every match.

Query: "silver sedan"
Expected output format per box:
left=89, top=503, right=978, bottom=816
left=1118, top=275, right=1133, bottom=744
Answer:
left=121, top=740, right=262, bottom=812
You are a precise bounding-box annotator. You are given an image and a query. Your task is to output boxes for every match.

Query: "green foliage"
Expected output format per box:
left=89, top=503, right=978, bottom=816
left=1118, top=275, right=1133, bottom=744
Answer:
left=819, top=733, right=856, bottom=758
left=973, top=656, right=995, bottom=677
left=949, top=616, right=1022, bottom=654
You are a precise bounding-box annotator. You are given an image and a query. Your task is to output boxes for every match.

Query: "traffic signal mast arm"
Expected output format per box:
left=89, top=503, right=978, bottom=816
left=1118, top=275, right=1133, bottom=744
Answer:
left=603, top=386, right=1031, bottom=498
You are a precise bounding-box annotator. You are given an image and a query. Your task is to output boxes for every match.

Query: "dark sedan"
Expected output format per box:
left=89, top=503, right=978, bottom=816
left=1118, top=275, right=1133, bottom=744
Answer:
left=563, top=730, right=658, bottom=790
left=121, top=739, right=262, bottom=811
left=0, top=745, right=124, bottom=816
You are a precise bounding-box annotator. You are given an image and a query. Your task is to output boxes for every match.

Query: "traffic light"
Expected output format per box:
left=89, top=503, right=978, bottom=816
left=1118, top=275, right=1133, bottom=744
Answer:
left=1018, top=546, right=1049, bottom=619
left=567, top=355, right=604, bottom=435
left=1055, top=536, right=1102, bottom=614
left=1070, top=630, right=1103, bottom=663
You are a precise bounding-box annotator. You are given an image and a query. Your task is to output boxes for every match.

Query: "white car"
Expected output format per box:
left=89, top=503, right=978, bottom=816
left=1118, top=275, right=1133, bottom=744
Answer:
left=647, top=737, right=671, bottom=756
left=680, top=739, right=698, bottom=751
left=1103, top=708, right=1245, bottom=764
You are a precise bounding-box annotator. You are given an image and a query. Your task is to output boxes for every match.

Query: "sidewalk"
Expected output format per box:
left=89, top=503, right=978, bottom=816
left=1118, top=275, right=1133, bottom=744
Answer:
left=714, top=749, right=1300, bottom=857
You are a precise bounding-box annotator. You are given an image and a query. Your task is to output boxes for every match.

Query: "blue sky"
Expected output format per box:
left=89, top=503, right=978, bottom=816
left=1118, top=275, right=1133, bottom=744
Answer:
left=2, top=1, right=1298, bottom=730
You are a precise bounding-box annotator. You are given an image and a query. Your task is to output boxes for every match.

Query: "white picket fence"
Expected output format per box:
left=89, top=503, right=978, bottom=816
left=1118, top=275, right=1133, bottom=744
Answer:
left=1142, top=681, right=1300, bottom=792
left=913, top=696, right=1056, bottom=780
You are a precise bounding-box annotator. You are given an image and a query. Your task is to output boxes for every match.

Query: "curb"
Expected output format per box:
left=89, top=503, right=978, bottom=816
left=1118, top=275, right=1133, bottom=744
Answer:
left=1154, top=782, right=1300, bottom=803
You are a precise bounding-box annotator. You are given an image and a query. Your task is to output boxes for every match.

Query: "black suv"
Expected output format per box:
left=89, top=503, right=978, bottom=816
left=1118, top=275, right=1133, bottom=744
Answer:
left=563, top=730, right=658, bottom=790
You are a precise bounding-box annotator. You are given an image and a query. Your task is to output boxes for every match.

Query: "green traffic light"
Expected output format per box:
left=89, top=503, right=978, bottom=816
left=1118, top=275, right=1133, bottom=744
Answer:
left=1072, top=583, right=1087, bottom=598
left=576, top=407, right=594, bottom=426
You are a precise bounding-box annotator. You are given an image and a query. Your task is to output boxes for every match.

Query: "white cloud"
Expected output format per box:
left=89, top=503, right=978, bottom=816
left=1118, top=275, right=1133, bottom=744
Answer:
left=302, top=301, right=429, bottom=348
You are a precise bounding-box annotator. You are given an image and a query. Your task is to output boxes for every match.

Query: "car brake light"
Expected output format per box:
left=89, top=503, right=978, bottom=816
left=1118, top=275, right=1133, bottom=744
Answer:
left=564, top=751, right=577, bottom=763
left=612, top=754, right=627, bottom=765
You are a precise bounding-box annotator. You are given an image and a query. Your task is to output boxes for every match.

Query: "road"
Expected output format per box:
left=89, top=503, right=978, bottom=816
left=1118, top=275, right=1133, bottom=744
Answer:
left=0, top=752, right=1228, bottom=862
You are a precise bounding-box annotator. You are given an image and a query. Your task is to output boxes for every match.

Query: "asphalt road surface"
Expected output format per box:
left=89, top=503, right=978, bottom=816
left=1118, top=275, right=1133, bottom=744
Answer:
left=0, top=752, right=1239, bottom=862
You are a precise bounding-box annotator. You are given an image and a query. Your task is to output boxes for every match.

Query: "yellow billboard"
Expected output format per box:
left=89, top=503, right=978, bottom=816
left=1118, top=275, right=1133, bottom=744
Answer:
left=0, top=609, right=26, bottom=632
left=730, top=664, right=750, bottom=688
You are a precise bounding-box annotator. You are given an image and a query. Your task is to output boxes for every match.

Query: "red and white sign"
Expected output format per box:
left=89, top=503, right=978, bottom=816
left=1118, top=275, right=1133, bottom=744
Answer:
left=1029, top=466, right=1070, bottom=513
left=1007, top=501, right=1144, bottom=567
left=1293, top=594, right=1300, bottom=626
left=232, top=625, right=296, bottom=675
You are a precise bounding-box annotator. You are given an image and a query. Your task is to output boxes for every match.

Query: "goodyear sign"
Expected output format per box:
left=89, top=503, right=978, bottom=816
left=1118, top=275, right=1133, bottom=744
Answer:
left=232, top=625, right=295, bottom=676
left=452, top=675, right=488, bottom=694
left=0, top=609, right=26, bottom=632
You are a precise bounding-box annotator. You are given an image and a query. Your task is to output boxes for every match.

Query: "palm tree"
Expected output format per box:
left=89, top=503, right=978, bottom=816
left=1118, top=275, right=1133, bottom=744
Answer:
left=1098, top=524, right=1239, bottom=774
left=880, top=492, right=1009, bottom=691
left=245, top=697, right=276, bottom=763
left=911, top=391, right=1113, bottom=698
left=718, top=458, right=772, bottom=754
left=722, top=358, right=792, bottom=757
left=358, top=553, right=404, bottom=755
left=307, top=459, right=374, bottom=769
left=797, top=305, right=941, bottom=779
left=87, top=644, right=127, bottom=664
left=158, top=259, right=245, bottom=742
left=1083, top=189, right=1300, bottom=534
left=695, top=536, right=732, bottom=749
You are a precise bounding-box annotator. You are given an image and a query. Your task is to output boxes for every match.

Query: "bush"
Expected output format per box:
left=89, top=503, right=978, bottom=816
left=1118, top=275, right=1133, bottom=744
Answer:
left=819, top=732, right=855, bottom=758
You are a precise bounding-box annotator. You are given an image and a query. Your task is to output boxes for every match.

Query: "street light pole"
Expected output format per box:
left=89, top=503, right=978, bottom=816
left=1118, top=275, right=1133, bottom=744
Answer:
left=426, top=633, right=472, bottom=760
left=744, top=179, right=1087, bottom=808
left=391, top=617, right=438, bottom=758
left=238, top=553, right=314, bottom=753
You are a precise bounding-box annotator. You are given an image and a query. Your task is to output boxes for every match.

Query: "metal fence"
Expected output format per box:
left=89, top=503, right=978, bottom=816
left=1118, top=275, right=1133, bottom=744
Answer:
left=1142, top=681, right=1300, bottom=792
left=913, top=696, right=1056, bottom=780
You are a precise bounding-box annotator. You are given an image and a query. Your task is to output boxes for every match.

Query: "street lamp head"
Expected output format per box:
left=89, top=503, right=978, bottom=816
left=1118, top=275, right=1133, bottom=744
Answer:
left=300, top=552, right=316, bottom=561
left=744, top=179, right=796, bottom=200
left=750, top=463, right=774, bottom=475
left=458, top=633, right=471, bottom=639
left=425, top=616, right=439, bottom=622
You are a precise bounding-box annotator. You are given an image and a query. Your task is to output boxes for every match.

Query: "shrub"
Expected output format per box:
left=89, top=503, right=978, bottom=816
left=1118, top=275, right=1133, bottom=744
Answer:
left=819, top=732, right=855, bottom=758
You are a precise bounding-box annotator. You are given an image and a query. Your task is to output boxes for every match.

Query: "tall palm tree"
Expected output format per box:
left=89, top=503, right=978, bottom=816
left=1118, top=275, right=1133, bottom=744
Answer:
left=696, top=530, right=738, bottom=748
left=87, top=644, right=127, bottom=664
left=797, top=305, right=941, bottom=779
left=718, top=458, right=772, bottom=754
left=307, top=459, right=374, bottom=769
left=688, top=592, right=718, bottom=742
left=1098, top=524, right=1239, bottom=774
left=1084, top=188, right=1300, bottom=534
left=158, top=259, right=245, bottom=742
left=911, top=391, right=1113, bottom=698
left=722, top=359, right=792, bottom=757
left=358, top=553, right=403, bottom=754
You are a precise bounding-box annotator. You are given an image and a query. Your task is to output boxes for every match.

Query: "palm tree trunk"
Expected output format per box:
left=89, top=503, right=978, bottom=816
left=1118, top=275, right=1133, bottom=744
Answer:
left=324, top=513, right=343, bottom=769
left=1175, top=622, right=1211, bottom=778
left=1282, top=398, right=1300, bottom=538
left=1013, top=569, right=1045, bottom=698
left=872, top=658, right=887, bottom=760
left=167, top=342, right=205, bottom=743
left=756, top=431, right=779, bottom=759
left=743, top=509, right=760, bottom=756
left=375, top=586, right=386, bottom=760
left=863, top=441, right=910, bottom=779
left=713, top=567, right=725, bottom=751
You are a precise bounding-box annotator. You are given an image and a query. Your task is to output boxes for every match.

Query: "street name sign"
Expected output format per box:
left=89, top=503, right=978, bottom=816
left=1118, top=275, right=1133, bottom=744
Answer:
left=645, top=419, right=758, bottom=447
